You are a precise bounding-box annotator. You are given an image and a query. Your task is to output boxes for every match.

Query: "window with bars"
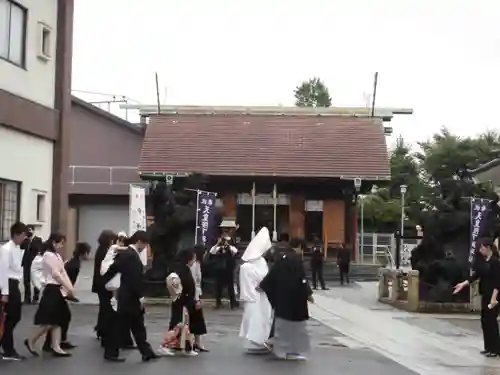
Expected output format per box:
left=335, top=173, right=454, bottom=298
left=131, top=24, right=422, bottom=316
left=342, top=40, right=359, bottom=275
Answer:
left=0, top=179, right=21, bottom=242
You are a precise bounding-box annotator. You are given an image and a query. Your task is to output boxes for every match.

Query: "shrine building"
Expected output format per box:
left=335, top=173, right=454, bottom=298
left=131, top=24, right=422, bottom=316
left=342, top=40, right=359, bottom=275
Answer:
left=129, top=105, right=411, bottom=259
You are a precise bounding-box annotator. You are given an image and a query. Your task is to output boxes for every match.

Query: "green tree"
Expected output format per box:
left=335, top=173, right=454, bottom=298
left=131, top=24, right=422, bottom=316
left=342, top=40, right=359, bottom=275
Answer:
left=294, top=77, right=332, bottom=107
left=360, top=136, right=422, bottom=231
left=416, top=128, right=500, bottom=185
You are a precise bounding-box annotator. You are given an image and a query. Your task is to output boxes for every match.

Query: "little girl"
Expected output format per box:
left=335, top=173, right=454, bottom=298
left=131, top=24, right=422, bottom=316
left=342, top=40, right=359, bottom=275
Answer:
left=100, top=231, right=127, bottom=310
left=157, top=311, right=196, bottom=356
left=159, top=272, right=197, bottom=356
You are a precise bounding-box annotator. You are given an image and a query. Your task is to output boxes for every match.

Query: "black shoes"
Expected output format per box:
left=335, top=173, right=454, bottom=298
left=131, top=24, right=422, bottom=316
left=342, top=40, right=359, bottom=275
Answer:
left=25, top=339, right=40, bottom=357
left=51, top=350, right=72, bottom=358
left=2, top=351, right=25, bottom=361
left=481, top=350, right=500, bottom=358
left=61, top=341, right=77, bottom=350
left=104, top=355, right=126, bottom=362
left=193, top=345, right=209, bottom=352
left=142, top=352, right=159, bottom=362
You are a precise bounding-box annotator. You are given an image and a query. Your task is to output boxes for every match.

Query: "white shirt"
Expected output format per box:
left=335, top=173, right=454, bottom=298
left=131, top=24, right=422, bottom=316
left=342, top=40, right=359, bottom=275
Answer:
left=31, top=254, right=45, bottom=290
left=0, top=240, right=23, bottom=295
left=42, top=251, right=73, bottom=296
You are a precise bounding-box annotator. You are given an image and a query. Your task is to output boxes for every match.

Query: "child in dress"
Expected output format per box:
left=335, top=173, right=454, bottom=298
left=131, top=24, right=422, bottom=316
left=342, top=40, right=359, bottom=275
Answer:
left=158, top=273, right=197, bottom=356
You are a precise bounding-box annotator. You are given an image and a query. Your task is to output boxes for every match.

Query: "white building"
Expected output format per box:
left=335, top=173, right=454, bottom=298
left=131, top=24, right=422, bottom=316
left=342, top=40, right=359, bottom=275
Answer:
left=0, top=0, right=73, bottom=243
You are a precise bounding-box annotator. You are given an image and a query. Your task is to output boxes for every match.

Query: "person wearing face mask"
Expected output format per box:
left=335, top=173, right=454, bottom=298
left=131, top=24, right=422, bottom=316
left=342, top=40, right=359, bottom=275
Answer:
left=0, top=222, right=29, bottom=361
left=100, top=230, right=157, bottom=362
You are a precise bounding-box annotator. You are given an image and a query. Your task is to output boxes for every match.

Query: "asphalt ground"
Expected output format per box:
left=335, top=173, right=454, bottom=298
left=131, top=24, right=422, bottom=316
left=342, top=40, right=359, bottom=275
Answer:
left=0, top=304, right=418, bottom=375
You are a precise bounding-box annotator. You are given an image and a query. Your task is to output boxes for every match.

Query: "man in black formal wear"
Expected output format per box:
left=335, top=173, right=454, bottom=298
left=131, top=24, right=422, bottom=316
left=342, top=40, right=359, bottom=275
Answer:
left=310, top=235, right=327, bottom=290
left=101, top=230, right=157, bottom=362
left=91, top=230, right=116, bottom=340
left=21, top=225, right=43, bottom=304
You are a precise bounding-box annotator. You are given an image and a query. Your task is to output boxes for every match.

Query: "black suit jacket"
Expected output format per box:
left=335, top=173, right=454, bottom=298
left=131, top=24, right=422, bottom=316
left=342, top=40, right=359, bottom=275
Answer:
left=102, top=247, right=145, bottom=314
left=21, top=236, right=43, bottom=267
left=92, top=245, right=108, bottom=294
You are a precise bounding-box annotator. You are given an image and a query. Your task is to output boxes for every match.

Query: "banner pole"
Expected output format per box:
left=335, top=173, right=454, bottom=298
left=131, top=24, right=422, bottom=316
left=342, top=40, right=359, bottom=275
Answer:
left=194, top=190, right=200, bottom=245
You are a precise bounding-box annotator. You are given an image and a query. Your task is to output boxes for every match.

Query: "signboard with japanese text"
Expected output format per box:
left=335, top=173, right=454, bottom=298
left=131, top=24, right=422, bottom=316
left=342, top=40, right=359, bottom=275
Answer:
left=469, top=198, right=491, bottom=263
left=129, top=184, right=148, bottom=266
left=195, top=190, right=218, bottom=247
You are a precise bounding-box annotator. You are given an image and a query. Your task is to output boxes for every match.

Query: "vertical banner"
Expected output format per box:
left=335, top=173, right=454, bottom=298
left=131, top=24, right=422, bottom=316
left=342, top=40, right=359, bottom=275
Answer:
left=195, top=190, right=217, bottom=247
left=129, top=184, right=148, bottom=266
left=469, top=198, right=491, bottom=263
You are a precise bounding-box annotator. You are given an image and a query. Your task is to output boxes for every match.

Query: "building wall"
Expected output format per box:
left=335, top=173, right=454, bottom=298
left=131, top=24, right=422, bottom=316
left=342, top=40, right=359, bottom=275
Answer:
left=222, top=190, right=346, bottom=251
left=69, top=100, right=144, bottom=195
left=0, top=0, right=58, bottom=108
left=77, top=204, right=129, bottom=255
left=0, top=125, right=54, bottom=239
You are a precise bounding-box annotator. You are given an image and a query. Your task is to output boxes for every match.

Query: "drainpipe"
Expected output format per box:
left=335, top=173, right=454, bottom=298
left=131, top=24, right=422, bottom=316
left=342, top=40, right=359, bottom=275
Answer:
left=251, top=182, right=256, bottom=238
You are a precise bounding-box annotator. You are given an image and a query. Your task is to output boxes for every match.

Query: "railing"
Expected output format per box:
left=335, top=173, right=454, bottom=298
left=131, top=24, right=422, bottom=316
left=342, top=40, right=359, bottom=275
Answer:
left=68, top=165, right=147, bottom=186
left=358, top=232, right=419, bottom=266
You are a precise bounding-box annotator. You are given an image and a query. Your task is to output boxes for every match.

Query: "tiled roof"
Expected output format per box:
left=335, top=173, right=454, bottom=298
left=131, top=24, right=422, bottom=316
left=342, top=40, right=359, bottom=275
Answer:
left=139, top=114, right=390, bottom=179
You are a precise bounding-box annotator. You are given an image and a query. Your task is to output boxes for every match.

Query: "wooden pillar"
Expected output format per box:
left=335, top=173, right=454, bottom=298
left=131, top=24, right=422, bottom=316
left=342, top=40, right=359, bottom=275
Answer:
left=289, top=195, right=305, bottom=238
left=64, top=207, right=77, bottom=260
left=222, top=193, right=237, bottom=218
left=323, top=199, right=346, bottom=258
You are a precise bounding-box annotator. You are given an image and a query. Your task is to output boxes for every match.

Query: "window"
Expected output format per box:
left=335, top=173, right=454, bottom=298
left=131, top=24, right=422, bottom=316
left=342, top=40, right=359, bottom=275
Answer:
left=36, top=193, right=46, bottom=222
left=0, top=0, right=27, bottom=67
left=0, top=179, right=21, bottom=242
left=38, top=22, right=51, bottom=60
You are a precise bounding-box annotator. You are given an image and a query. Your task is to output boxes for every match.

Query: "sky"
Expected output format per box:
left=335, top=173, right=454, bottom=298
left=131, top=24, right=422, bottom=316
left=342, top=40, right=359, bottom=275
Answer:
left=71, top=0, right=500, bottom=147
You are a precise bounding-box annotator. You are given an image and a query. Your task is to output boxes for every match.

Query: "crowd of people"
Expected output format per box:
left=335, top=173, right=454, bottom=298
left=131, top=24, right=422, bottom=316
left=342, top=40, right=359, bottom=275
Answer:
left=0, top=221, right=318, bottom=362
left=0, top=223, right=90, bottom=360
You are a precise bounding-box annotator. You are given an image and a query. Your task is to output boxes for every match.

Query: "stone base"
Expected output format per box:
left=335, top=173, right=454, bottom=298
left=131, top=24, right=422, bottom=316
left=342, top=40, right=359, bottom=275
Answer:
left=377, top=266, right=482, bottom=313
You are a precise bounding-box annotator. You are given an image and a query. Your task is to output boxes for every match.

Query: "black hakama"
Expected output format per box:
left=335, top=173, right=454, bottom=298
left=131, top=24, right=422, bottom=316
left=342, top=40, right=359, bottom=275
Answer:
left=188, top=305, right=207, bottom=335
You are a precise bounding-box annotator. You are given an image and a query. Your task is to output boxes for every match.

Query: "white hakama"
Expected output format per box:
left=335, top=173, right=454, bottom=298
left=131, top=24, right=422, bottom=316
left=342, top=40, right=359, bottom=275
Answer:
left=238, top=229, right=273, bottom=353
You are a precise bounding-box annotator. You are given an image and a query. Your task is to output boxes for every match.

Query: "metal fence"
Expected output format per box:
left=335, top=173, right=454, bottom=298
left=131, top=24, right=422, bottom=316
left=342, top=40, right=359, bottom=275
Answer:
left=358, top=232, right=419, bottom=267
left=68, top=165, right=147, bottom=186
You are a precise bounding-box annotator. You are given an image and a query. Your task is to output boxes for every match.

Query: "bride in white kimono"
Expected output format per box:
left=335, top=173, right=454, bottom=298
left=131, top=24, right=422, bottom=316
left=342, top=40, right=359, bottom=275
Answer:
left=239, top=227, right=273, bottom=353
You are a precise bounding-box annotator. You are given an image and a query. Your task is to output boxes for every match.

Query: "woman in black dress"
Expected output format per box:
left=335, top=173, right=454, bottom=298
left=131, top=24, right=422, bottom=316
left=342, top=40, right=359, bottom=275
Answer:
left=24, top=233, right=76, bottom=357
left=190, top=246, right=208, bottom=352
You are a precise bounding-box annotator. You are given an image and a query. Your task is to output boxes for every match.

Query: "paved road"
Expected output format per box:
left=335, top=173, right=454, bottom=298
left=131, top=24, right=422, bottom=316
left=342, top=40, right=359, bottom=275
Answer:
left=1, top=305, right=417, bottom=375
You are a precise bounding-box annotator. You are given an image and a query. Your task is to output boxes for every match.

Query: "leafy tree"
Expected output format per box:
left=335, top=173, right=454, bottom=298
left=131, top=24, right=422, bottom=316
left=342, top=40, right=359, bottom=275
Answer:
left=416, top=128, right=500, bottom=185
left=294, top=77, right=332, bottom=107
left=359, top=136, right=422, bottom=231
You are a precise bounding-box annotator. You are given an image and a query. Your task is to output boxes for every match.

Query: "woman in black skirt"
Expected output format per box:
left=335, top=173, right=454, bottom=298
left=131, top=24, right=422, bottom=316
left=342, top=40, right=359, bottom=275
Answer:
left=190, top=246, right=208, bottom=352
left=24, top=233, right=76, bottom=357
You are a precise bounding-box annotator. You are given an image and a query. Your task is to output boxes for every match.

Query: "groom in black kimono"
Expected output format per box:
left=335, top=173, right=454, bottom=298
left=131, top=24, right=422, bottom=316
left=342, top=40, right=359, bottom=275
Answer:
left=260, top=237, right=313, bottom=360
left=101, top=230, right=157, bottom=362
